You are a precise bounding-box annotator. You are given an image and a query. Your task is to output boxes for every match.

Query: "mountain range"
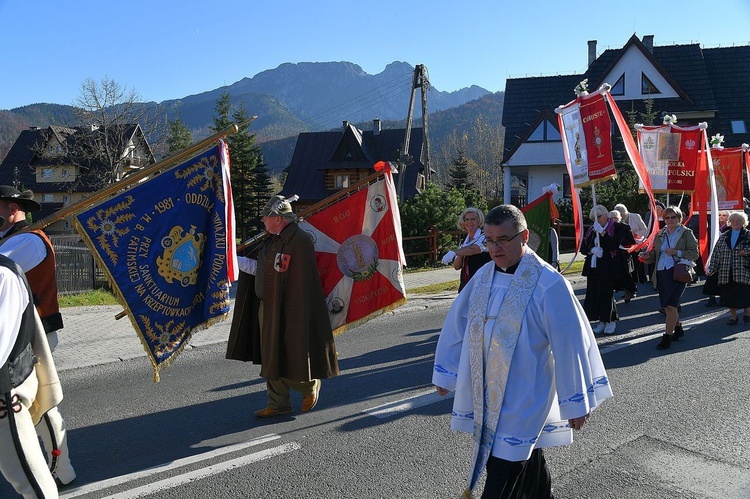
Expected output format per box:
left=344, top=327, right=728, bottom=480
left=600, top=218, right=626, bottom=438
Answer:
left=0, top=61, right=504, bottom=175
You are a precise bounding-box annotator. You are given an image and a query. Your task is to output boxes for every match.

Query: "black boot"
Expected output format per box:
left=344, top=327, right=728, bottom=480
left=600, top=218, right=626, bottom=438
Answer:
left=656, top=334, right=672, bottom=350
left=673, top=324, right=684, bottom=341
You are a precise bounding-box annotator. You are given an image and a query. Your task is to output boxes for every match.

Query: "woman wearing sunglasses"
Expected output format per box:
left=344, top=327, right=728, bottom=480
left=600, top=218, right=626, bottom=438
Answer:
left=639, top=206, right=699, bottom=350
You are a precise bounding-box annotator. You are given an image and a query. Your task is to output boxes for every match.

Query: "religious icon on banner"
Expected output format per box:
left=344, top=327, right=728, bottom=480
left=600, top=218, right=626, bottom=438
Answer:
left=558, top=92, right=617, bottom=187
left=638, top=124, right=702, bottom=193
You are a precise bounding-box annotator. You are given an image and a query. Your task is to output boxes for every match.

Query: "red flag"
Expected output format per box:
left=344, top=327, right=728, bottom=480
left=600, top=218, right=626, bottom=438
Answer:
left=637, top=124, right=702, bottom=193
left=300, top=167, right=406, bottom=334
left=558, top=93, right=617, bottom=187
left=704, top=147, right=746, bottom=211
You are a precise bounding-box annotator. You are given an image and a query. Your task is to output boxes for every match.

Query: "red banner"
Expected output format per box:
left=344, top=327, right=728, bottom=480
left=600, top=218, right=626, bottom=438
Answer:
left=637, top=125, right=703, bottom=193
left=558, top=93, right=617, bottom=187
left=300, top=168, right=406, bottom=335
left=706, top=147, right=746, bottom=210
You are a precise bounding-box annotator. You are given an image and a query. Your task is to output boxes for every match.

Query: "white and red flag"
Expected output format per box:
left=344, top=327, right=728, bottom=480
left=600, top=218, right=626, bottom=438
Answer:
left=299, top=163, right=407, bottom=334
left=637, top=124, right=703, bottom=193
left=558, top=92, right=617, bottom=187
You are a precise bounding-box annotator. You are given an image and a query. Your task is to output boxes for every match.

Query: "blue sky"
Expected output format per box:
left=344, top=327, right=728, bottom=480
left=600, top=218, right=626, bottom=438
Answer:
left=1, top=0, right=749, bottom=110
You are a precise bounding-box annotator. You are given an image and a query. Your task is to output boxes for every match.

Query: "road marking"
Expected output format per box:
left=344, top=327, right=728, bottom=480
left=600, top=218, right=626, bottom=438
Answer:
left=600, top=309, right=728, bottom=355
left=103, top=442, right=301, bottom=499
left=61, top=434, right=285, bottom=498
left=363, top=389, right=453, bottom=418
left=365, top=309, right=730, bottom=419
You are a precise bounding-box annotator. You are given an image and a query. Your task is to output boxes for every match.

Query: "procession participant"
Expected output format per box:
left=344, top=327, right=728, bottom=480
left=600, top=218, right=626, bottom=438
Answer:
left=228, top=195, right=339, bottom=418
left=639, top=205, right=699, bottom=350
left=433, top=204, right=612, bottom=498
left=441, top=207, right=491, bottom=292
left=0, top=231, right=60, bottom=498
left=0, top=186, right=75, bottom=486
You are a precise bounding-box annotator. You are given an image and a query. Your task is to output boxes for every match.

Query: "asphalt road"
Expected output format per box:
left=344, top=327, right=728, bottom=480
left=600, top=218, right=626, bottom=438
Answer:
left=2, top=278, right=750, bottom=498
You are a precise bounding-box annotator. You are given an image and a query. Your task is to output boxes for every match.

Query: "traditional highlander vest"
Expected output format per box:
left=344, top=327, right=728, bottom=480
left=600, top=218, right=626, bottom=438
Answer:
left=0, top=255, right=37, bottom=394
left=0, top=221, right=63, bottom=334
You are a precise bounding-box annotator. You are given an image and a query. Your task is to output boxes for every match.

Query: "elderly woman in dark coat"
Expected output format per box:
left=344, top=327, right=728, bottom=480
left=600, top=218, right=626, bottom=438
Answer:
left=706, top=211, right=750, bottom=325
left=582, top=204, right=634, bottom=335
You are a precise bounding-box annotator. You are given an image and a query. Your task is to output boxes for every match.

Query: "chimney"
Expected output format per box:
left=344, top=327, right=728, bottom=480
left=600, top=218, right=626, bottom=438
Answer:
left=588, top=40, right=597, bottom=67
left=373, top=118, right=381, bottom=136
left=342, top=120, right=350, bottom=131
left=642, top=35, right=654, bottom=53
left=29, top=126, right=38, bottom=130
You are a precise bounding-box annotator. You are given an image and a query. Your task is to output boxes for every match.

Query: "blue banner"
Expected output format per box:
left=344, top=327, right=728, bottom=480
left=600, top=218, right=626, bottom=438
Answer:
left=74, top=143, right=234, bottom=380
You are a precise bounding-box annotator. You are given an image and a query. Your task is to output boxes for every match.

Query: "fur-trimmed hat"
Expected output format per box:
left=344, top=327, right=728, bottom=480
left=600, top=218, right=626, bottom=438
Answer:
left=0, top=186, right=41, bottom=213
left=261, top=195, right=299, bottom=217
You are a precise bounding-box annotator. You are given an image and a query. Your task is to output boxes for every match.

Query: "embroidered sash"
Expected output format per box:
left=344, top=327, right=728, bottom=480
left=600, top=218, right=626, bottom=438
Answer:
left=464, top=251, right=542, bottom=495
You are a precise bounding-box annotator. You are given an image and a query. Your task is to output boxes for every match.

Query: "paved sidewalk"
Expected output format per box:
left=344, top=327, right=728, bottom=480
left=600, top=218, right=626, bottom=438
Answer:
left=53, top=254, right=584, bottom=373
left=53, top=266, right=463, bottom=372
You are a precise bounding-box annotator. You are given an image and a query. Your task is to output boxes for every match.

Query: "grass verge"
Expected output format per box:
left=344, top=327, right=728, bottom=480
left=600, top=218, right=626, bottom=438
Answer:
left=58, top=289, right=119, bottom=308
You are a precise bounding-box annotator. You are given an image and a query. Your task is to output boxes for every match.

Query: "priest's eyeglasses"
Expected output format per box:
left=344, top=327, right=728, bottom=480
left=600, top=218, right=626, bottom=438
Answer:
left=485, top=231, right=524, bottom=247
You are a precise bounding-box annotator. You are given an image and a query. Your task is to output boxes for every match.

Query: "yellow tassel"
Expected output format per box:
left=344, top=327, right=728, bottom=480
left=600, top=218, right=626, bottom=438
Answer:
left=461, top=489, right=473, bottom=499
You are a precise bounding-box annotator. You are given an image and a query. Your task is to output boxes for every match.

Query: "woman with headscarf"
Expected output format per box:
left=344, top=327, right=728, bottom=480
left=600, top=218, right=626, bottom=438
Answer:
left=582, top=205, right=634, bottom=335
left=639, top=206, right=699, bottom=350
left=705, top=211, right=750, bottom=325
left=441, top=207, right=492, bottom=292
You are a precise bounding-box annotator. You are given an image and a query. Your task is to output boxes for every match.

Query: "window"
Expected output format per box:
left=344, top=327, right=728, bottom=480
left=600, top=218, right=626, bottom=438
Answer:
left=61, top=168, right=70, bottom=179
left=63, top=195, right=69, bottom=205
left=731, top=120, right=747, bottom=134
left=611, top=74, right=625, bottom=95
left=43, top=193, right=53, bottom=202
left=528, top=120, right=561, bottom=142
left=41, top=168, right=53, bottom=178
left=335, top=174, right=350, bottom=188
left=641, top=73, right=660, bottom=95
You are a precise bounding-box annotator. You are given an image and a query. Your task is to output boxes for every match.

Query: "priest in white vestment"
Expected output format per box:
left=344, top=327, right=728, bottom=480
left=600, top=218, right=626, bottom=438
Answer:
left=433, top=204, right=613, bottom=498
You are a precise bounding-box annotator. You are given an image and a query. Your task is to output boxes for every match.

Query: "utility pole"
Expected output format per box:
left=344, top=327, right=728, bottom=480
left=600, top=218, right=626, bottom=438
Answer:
left=397, top=64, right=430, bottom=200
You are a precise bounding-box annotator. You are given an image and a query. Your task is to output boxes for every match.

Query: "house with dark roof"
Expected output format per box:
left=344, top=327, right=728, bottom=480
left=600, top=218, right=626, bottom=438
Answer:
left=0, top=124, right=155, bottom=233
left=279, top=120, right=428, bottom=210
left=501, top=34, right=750, bottom=204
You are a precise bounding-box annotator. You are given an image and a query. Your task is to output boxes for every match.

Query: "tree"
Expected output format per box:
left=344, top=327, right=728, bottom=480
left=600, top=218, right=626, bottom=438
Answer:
left=210, top=92, right=272, bottom=238
left=399, top=183, right=467, bottom=265
left=447, top=143, right=474, bottom=191
left=63, top=76, right=166, bottom=189
left=166, top=116, right=192, bottom=155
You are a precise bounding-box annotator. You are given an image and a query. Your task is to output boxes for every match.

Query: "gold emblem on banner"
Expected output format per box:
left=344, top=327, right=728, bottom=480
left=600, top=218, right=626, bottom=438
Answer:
left=157, top=225, right=205, bottom=287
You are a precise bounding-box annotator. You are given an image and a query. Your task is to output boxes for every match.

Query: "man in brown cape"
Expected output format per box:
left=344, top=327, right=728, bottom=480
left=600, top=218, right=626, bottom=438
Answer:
left=227, top=195, right=339, bottom=418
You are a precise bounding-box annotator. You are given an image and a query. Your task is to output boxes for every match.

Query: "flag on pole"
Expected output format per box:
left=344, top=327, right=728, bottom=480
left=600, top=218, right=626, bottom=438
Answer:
left=74, top=141, right=237, bottom=381
left=521, top=191, right=558, bottom=264
left=299, top=163, right=407, bottom=334
left=637, top=124, right=703, bottom=193
left=558, top=92, right=617, bottom=188
left=704, top=146, right=746, bottom=211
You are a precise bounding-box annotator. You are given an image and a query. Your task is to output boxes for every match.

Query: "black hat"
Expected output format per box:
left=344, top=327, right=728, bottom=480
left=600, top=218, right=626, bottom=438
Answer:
left=0, top=186, right=42, bottom=213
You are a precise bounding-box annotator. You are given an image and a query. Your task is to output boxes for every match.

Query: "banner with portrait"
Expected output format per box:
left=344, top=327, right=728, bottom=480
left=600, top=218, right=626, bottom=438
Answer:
left=705, top=147, right=746, bottom=210
left=637, top=124, right=703, bottom=193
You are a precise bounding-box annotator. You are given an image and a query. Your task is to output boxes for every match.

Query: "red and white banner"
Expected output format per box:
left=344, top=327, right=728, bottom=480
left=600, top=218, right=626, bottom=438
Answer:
left=300, top=166, right=406, bottom=335
left=558, top=93, right=617, bottom=187
left=637, top=124, right=703, bottom=193
left=557, top=87, right=658, bottom=255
